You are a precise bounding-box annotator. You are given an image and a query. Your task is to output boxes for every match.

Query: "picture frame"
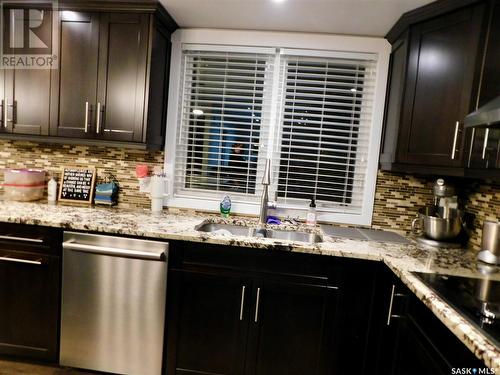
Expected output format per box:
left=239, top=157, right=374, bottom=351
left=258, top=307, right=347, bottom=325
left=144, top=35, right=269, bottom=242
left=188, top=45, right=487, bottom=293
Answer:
left=58, top=166, right=96, bottom=205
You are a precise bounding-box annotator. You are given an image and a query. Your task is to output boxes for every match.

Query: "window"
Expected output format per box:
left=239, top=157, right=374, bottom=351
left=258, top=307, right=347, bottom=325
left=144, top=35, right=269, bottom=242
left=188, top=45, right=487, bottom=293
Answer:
left=274, top=54, right=376, bottom=215
left=166, top=30, right=390, bottom=225
left=174, top=49, right=274, bottom=198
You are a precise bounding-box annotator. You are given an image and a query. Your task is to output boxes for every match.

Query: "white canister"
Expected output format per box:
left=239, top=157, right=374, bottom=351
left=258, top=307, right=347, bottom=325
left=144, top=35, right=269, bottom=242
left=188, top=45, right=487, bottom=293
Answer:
left=150, top=175, right=170, bottom=214
left=47, top=177, right=58, bottom=204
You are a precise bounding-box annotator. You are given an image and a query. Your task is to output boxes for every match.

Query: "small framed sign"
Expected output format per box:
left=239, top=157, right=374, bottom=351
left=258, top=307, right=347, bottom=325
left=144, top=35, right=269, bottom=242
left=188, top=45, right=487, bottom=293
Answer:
left=58, top=166, right=96, bottom=205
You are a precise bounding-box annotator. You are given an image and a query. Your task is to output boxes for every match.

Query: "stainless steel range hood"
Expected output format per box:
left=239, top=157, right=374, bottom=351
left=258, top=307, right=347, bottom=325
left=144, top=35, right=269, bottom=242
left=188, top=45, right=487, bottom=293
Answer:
left=464, top=95, right=500, bottom=128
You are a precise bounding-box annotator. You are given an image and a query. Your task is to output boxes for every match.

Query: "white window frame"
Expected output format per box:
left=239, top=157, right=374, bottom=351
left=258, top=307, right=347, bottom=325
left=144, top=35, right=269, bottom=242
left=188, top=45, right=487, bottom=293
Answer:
left=165, top=29, right=390, bottom=225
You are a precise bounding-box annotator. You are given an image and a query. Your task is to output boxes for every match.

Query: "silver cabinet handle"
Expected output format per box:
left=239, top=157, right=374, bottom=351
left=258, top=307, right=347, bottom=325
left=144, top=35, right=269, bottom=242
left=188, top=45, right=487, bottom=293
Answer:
left=254, top=287, right=261, bottom=323
left=387, top=285, right=406, bottom=325
left=0, top=256, right=42, bottom=265
left=0, top=234, right=43, bottom=243
left=3, top=99, right=9, bottom=127
left=239, top=285, right=246, bottom=321
left=63, top=241, right=166, bottom=261
left=451, top=121, right=460, bottom=160
left=386, top=284, right=396, bottom=326
left=96, top=102, right=101, bottom=134
left=482, top=128, right=490, bottom=160
left=84, top=101, right=89, bottom=133
left=3, top=99, right=6, bottom=127
left=11, top=100, right=16, bottom=125
left=467, top=128, right=476, bottom=167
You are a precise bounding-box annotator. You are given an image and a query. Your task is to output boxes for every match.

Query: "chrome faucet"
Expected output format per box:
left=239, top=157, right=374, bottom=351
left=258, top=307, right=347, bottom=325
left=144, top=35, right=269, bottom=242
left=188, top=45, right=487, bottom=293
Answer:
left=259, top=159, right=276, bottom=227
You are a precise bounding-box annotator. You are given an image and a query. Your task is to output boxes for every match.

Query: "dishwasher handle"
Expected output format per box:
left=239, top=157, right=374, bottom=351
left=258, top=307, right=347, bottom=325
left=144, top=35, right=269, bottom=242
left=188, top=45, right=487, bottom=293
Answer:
left=63, top=241, right=167, bottom=261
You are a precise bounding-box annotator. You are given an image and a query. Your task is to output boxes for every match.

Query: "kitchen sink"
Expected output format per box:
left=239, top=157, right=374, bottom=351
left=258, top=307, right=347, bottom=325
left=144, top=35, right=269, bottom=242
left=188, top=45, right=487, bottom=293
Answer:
left=196, top=223, right=323, bottom=243
left=195, top=223, right=254, bottom=237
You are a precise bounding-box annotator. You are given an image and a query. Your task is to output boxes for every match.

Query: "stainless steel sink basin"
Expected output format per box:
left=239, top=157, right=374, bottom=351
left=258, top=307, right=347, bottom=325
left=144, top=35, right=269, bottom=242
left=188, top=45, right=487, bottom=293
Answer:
left=260, top=229, right=323, bottom=243
left=196, top=223, right=323, bottom=243
left=195, top=223, right=253, bottom=237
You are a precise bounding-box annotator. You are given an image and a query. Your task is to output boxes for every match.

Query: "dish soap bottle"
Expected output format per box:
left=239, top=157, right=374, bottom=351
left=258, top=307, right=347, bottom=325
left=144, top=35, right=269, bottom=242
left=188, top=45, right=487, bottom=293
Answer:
left=306, top=198, right=317, bottom=226
left=220, top=195, right=232, bottom=218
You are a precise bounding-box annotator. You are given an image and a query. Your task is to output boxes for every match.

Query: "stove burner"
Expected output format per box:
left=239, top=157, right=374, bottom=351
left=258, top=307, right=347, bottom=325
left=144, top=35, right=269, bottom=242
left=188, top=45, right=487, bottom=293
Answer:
left=413, top=272, right=500, bottom=346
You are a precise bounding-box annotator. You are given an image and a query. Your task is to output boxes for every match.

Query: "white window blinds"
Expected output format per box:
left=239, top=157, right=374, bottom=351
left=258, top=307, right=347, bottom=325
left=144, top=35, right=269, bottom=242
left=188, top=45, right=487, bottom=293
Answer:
left=175, top=49, right=275, bottom=199
left=273, top=54, right=376, bottom=214
left=172, top=45, right=381, bottom=220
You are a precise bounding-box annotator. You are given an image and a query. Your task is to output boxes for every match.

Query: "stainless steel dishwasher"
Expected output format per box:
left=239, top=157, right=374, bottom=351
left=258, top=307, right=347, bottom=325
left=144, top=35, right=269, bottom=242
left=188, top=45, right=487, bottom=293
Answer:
left=60, top=231, right=168, bottom=375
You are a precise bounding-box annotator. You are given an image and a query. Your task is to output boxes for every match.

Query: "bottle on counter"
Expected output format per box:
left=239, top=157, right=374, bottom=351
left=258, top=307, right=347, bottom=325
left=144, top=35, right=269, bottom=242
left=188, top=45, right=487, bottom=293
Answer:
left=306, top=198, right=317, bottom=226
left=220, top=195, right=232, bottom=218
left=48, top=177, right=58, bottom=205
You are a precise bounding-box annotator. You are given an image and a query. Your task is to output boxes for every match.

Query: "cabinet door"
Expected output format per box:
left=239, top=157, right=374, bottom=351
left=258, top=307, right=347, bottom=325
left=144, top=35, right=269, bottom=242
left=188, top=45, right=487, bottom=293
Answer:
left=394, top=318, right=449, bottom=375
left=2, top=8, right=52, bottom=136
left=50, top=11, right=99, bottom=138
left=394, top=293, right=485, bottom=374
left=166, top=271, right=251, bottom=375
left=0, top=251, right=60, bottom=361
left=380, top=32, right=409, bottom=169
left=4, top=69, right=51, bottom=135
left=467, top=127, right=500, bottom=169
left=96, top=13, right=149, bottom=142
left=476, top=0, right=500, bottom=108
left=373, top=277, right=408, bottom=375
left=245, top=279, right=338, bottom=375
left=397, top=4, right=485, bottom=168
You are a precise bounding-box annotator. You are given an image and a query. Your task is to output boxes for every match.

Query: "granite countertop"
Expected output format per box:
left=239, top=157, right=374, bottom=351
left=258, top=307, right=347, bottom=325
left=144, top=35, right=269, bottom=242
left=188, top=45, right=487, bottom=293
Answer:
left=0, top=200, right=499, bottom=370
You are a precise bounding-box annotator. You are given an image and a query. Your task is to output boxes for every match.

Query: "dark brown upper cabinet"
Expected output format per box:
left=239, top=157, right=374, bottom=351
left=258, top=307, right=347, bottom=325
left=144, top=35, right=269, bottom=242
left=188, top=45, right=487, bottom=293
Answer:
left=96, top=13, right=149, bottom=142
left=50, top=11, right=99, bottom=139
left=51, top=11, right=150, bottom=143
left=380, top=0, right=492, bottom=176
left=0, top=9, right=52, bottom=136
left=1, top=1, right=177, bottom=149
left=475, top=0, right=500, bottom=108
left=5, top=69, right=52, bottom=136
left=464, top=0, right=500, bottom=180
left=398, top=5, right=485, bottom=169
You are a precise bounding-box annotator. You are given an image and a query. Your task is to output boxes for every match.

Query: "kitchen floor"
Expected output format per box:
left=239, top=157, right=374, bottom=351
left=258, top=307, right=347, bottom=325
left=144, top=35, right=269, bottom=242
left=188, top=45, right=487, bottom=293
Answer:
left=0, top=360, right=95, bottom=375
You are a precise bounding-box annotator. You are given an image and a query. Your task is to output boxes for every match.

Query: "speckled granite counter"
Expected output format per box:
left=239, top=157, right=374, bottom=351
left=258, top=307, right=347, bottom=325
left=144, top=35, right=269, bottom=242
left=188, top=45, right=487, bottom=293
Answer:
left=0, top=200, right=499, bottom=371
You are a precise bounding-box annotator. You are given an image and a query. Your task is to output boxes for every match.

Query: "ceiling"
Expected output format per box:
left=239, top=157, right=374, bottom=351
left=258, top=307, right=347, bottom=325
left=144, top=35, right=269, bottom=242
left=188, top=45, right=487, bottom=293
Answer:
left=160, top=0, right=435, bottom=37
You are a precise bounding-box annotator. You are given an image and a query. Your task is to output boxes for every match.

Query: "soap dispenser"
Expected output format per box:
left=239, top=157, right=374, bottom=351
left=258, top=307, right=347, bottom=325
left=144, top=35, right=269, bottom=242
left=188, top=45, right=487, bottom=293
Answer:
left=306, top=198, right=317, bottom=226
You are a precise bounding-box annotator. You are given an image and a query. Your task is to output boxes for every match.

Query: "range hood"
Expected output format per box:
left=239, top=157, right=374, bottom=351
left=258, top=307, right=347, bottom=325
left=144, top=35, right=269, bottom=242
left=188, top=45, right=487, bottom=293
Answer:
left=464, top=95, right=500, bottom=128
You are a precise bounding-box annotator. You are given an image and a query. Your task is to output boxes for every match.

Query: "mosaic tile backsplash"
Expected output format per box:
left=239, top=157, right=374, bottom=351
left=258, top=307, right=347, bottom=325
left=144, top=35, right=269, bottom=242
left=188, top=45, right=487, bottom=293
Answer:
left=0, top=140, right=164, bottom=208
left=0, top=140, right=498, bottom=249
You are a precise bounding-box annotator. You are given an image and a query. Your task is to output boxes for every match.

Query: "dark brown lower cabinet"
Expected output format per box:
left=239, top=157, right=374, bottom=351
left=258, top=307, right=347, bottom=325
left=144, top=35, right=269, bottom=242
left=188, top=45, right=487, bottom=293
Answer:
left=168, top=271, right=250, bottom=375
left=372, top=266, right=484, bottom=375
left=166, top=243, right=339, bottom=375
left=245, top=280, right=337, bottom=375
left=0, top=224, right=62, bottom=362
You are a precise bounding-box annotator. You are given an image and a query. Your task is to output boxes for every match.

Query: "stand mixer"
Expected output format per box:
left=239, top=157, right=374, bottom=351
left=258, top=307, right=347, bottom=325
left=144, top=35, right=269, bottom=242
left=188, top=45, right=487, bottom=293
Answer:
left=412, top=179, right=465, bottom=248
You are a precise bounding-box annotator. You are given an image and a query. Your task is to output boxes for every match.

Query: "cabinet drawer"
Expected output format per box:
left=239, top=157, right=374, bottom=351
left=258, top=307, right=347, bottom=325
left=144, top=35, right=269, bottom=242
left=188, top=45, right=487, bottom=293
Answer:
left=171, top=241, right=330, bottom=283
left=0, top=252, right=60, bottom=361
left=0, top=223, right=62, bottom=255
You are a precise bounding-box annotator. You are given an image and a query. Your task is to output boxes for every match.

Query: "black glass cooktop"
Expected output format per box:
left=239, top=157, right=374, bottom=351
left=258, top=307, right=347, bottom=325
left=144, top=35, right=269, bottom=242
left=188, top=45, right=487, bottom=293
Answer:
left=413, top=272, right=500, bottom=347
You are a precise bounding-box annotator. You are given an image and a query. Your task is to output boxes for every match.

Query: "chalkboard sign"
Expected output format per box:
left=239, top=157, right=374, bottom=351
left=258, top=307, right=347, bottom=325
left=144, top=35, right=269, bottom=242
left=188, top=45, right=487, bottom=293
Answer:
left=58, top=166, right=96, bottom=204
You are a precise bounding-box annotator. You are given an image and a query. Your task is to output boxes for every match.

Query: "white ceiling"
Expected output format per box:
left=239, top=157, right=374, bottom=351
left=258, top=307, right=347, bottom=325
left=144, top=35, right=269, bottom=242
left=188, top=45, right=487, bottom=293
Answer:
left=160, top=0, right=434, bottom=37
